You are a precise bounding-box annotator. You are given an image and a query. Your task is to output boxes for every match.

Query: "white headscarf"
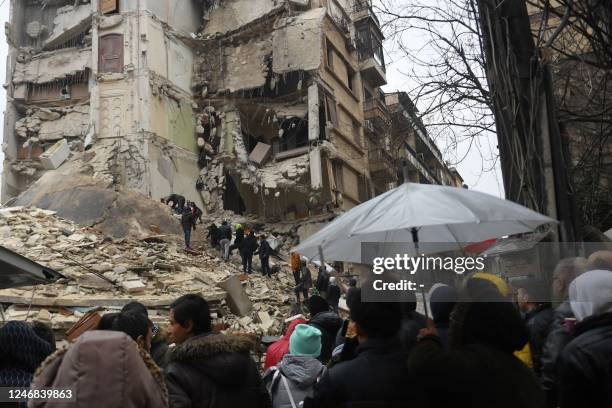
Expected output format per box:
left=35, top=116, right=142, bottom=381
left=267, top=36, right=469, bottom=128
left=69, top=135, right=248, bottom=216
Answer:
left=569, top=269, right=612, bottom=321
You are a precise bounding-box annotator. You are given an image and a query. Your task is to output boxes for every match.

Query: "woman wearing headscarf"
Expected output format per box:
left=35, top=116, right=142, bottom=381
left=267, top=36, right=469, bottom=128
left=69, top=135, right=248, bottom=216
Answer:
left=557, top=269, right=612, bottom=408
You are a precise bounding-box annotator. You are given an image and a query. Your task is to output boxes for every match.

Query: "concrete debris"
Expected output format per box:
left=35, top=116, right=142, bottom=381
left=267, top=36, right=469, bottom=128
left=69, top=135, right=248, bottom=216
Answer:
left=44, top=5, right=93, bottom=50
left=249, top=142, right=273, bottom=166
left=40, top=139, right=70, bottom=170
left=0, top=207, right=297, bottom=338
left=13, top=48, right=91, bottom=85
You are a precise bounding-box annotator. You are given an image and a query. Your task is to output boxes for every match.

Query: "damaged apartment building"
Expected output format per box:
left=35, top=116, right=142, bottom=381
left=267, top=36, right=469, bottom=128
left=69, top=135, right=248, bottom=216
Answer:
left=2, top=0, right=463, bottom=224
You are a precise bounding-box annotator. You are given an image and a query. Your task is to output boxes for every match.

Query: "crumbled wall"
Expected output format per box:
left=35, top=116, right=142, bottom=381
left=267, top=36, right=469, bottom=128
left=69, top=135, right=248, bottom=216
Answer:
left=202, top=0, right=285, bottom=36
left=13, top=48, right=91, bottom=85
left=44, top=4, right=93, bottom=50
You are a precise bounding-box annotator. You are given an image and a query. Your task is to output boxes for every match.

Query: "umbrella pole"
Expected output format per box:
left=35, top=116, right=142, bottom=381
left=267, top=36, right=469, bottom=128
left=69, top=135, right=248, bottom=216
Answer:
left=411, top=227, right=429, bottom=320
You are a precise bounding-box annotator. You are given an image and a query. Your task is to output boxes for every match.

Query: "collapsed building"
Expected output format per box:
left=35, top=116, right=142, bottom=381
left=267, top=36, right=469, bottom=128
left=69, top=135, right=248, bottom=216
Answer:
left=2, top=0, right=463, bottom=236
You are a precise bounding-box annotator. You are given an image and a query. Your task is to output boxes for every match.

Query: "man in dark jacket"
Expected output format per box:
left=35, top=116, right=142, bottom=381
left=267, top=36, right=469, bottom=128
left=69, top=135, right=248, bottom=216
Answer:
left=164, top=294, right=271, bottom=408
left=326, top=277, right=341, bottom=314
left=557, top=269, right=612, bottom=408
left=407, top=276, right=545, bottom=408
left=257, top=235, right=272, bottom=277
left=180, top=207, right=196, bottom=249
left=240, top=231, right=259, bottom=274
left=540, top=257, right=587, bottom=406
left=304, top=288, right=417, bottom=407
left=217, top=221, right=232, bottom=261
left=398, top=291, right=428, bottom=352
left=315, top=267, right=330, bottom=299
left=306, top=295, right=342, bottom=364
left=206, top=223, right=219, bottom=248
left=162, top=194, right=186, bottom=213
left=229, top=224, right=244, bottom=256
left=345, top=278, right=358, bottom=307
left=516, top=278, right=554, bottom=376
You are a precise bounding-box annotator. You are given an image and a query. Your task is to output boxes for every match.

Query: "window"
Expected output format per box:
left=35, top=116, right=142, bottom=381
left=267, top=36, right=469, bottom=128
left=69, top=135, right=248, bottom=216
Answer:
left=325, top=95, right=338, bottom=127
left=332, top=161, right=344, bottom=191
left=99, top=0, right=118, bottom=14
left=326, top=43, right=334, bottom=69
left=99, top=34, right=124, bottom=73
left=347, top=67, right=355, bottom=91
left=358, top=175, right=369, bottom=202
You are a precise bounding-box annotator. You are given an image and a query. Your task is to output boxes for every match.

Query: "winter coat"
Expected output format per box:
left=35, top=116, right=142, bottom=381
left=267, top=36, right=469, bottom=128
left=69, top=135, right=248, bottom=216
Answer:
left=327, top=284, right=341, bottom=306
left=408, top=338, right=545, bottom=408
left=557, top=270, right=612, bottom=408
left=0, top=321, right=53, bottom=388
left=259, top=240, right=272, bottom=259
left=315, top=269, right=329, bottom=293
left=164, top=333, right=271, bottom=408
left=300, top=266, right=312, bottom=289
left=151, top=332, right=170, bottom=369
left=303, top=338, right=417, bottom=408
left=540, top=300, right=573, bottom=396
left=407, top=290, right=545, bottom=408
left=234, top=228, right=245, bottom=246
left=524, top=303, right=554, bottom=376
left=264, top=319, right=307, bottom=371
left=397, top=310, right=427, bottom=352
left=345, top=287, right=358, bottom=308
left=240, top=235, right=259, bottom=255
left=217, top=224, right=232, bottom=240
left=557, top=312, right=612, bottom=408
left=308, top=311, right=343, bottom=364
left=181, top=212, right=196, bottom=230
left=264, top=355, right=325, bottom=408
left=29, top=330, right=168, bottom=408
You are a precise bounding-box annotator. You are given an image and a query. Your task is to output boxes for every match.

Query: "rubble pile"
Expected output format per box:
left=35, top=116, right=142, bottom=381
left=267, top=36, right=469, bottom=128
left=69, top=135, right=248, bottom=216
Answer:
left=0, top=207, right=298, bottom=338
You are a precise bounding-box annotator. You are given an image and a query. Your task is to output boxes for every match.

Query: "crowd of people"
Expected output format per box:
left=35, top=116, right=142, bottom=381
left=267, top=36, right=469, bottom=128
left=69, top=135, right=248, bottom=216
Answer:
left=1, top=251, right=611, bottom=407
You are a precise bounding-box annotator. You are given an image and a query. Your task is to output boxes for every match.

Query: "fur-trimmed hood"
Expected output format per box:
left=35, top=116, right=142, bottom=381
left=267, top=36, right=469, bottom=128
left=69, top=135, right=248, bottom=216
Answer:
left=169, top=333, right=256, bottom=387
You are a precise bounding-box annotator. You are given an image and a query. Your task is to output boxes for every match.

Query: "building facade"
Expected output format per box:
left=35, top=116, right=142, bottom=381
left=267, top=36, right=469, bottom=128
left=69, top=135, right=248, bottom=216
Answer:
left=2, top=0, right=462, bottom=222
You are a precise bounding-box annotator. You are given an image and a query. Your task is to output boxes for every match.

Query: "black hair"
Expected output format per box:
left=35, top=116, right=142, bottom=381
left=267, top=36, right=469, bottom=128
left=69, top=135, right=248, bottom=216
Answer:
left=349, top=288, right=402, bottom=338
left=170, top=294, right=212, bottom=335
left=31, top=322, right=56, bottom=350
left=122, top=301, right=149, bottom=317
left=97, top=312, right=119, bottom=330
left=306, top=295, right=329, bottom=316
left=348, top=278, right=357, bottom=287
left=110, top=311, right=150, bottom=342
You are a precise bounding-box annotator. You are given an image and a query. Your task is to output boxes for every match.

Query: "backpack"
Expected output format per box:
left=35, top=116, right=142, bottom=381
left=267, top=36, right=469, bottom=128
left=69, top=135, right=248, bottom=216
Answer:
left=266, top=366, right=326, bottom=408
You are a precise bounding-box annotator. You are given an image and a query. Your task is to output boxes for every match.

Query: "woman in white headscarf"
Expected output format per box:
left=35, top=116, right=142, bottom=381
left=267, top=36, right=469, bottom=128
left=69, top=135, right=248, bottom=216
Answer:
left=557, top=269, right=612, bottom=408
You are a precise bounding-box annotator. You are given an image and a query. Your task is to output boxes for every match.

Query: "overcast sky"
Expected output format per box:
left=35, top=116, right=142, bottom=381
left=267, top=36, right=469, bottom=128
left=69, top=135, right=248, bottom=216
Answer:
left=0, top=2, right=503, bottom=200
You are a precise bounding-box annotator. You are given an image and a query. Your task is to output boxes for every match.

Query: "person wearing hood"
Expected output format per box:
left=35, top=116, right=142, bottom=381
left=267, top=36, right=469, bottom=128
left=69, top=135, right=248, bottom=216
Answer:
left=428, top=283, right=458, bottom=348
left=229, top=224, right=245, bottom=256
left=0, top=321, right=54, bottom=390
left=557, top=269, right=612, bottom=408
left=207, top=223, right=219, bottom=248
left=326, top=277, right=341, bottom=314
left=264, top=318, right=308, bottom=371
left=306, top=296, right=343, bottom=364
left=29, top=330, right=168, bottom=408
left=264, top=325, right=325, bottom=408
left=407, top=273, right=545, bottom=408
left=164, top=294, right=270, bottom=408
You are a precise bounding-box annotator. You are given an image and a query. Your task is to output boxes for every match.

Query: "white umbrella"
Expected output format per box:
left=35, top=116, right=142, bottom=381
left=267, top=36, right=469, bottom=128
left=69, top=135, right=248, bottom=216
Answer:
left=293, top=182, right=556, bottom=264
left=605, top=228, right=612, bottom=240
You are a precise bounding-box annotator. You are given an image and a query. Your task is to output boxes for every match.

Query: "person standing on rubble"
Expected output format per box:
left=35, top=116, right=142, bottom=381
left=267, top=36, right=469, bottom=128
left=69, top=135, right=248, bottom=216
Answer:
left=229, top=223, right=244, bottom=257
left=181, top=207, right=196, bottom=249
left=240, top=230, right=259, bottom=274
left=207, top=223, right=219, bottom=248
left=327, top=277, right=341, bottom=314
left=218, top=220, right=232, bottom=261
left=189, top=201, right=203, bottom=224
left=294, top=259, right=312, bottom=302
left=162, top=194, right=186, bottom=213
left=164, top=294, right=271, bottom=408
left=257, top=234, right=272, bottom=277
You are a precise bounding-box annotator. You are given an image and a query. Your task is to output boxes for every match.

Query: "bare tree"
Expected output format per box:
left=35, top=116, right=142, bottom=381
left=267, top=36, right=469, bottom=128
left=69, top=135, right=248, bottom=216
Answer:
left=375, top=0, right=498, bottom=171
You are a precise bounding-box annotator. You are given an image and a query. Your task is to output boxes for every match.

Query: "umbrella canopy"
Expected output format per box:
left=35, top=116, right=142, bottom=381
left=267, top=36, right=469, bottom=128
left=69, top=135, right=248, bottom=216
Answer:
left=293, top=182, right=556, bottom=264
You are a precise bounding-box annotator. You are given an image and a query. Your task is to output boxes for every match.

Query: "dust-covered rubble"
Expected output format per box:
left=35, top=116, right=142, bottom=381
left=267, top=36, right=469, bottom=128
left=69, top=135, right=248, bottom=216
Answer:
left=0, top=207, right=298, bottom=338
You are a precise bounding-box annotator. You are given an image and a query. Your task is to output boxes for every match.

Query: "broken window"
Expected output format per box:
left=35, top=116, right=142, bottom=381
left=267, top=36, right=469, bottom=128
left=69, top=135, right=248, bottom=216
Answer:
left=100, top=0, right=119, bottom=14
left=325, top=95, right=338, bottom=127
left=99, top=34, right=124, bottom=74
left=332, top=160, right=344, bottom=191
left=326, top=43, right=334, bottom=69
left=358, top=174, right=369, bottom=202
left=272, top=117, right=309, bottom=158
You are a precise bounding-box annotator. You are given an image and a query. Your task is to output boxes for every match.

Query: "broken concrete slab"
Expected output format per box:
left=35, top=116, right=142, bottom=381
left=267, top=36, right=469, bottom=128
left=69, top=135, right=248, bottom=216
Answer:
left=39, top=111, right=89, bottom=141
left=44, top=5, right=93, bottom=50
left=217, top=275, right=253, bottom=317
left=40, top=139, right=70, bottom=170
left=249, top=142, right=272, bottom=166
left=13, top=48, right=92, bottom=85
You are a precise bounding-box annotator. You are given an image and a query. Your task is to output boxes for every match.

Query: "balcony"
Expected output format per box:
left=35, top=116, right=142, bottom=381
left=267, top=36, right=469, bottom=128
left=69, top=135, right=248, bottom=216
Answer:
left=352, top=1, right=381, bottom=28
left=359, top=52, right=387, bottom=87
left=369, top=147, right=396, bottom=176
left=404, top=143, right=440, bottom=184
